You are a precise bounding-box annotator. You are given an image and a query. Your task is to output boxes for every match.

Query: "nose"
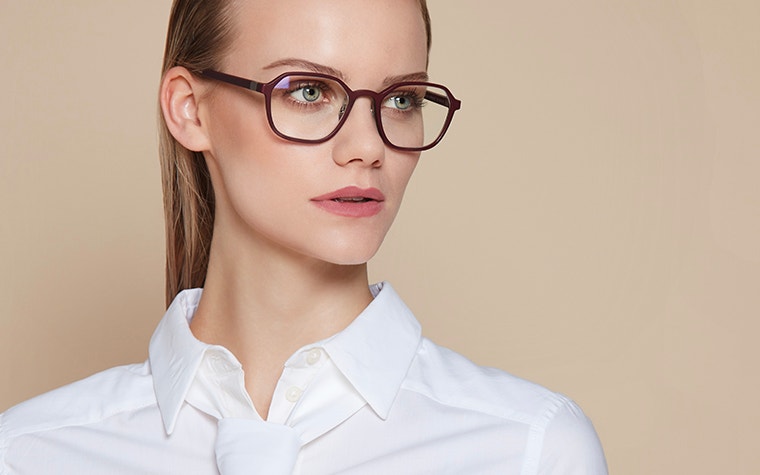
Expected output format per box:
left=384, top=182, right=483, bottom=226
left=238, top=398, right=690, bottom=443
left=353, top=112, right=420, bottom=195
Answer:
left=331, top=96, right=385, bottom=168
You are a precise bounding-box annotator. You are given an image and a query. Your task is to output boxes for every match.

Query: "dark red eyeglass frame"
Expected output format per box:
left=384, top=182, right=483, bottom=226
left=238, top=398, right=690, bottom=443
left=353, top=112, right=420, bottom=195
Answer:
left=198, top=69, right=462, bottom=152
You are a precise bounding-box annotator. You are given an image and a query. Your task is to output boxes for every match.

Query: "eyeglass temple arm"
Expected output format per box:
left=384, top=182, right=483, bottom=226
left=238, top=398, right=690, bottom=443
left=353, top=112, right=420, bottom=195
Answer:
left=198, top=69, right=264, bottom=93
left=425, top=90, right=461, bottom=110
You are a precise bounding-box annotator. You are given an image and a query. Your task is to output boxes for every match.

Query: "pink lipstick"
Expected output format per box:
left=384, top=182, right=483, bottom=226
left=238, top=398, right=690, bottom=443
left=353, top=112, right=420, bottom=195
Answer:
left=311, top=186, right=385, bottom=217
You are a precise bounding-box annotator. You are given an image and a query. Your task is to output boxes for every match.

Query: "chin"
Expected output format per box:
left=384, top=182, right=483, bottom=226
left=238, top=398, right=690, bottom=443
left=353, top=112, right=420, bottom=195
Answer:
left=319, top=249, right=380, bottom=267
left=307, top=238, right=384, bottom=267
left=293, top=222, right=391, bottom=264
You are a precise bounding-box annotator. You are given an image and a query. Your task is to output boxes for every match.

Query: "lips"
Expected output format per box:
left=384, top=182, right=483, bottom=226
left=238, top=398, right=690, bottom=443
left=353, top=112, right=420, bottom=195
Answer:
left=311, top=186, right=385, bottom=217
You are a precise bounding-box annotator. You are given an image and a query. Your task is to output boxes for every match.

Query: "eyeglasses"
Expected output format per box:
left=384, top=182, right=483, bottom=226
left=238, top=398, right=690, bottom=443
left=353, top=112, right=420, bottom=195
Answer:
left=198, top=69, right=461, bottom=152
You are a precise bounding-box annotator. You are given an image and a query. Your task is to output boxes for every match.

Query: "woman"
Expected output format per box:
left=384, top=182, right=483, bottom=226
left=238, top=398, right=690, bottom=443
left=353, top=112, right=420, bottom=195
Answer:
left=0, top=0, right=606, bottom=473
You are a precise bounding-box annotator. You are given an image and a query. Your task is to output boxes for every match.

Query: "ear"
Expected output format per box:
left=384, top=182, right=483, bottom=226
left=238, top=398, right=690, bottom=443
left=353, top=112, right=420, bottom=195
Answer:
left=160, top=66, right=211, bottom=152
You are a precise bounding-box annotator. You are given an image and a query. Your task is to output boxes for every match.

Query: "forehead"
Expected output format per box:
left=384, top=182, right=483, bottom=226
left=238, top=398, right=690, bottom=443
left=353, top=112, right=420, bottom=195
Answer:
left=224, top=0, right=428, bottom=84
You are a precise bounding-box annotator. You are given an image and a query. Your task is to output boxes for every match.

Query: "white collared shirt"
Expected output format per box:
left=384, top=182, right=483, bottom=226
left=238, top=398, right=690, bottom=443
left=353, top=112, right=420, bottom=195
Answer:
left=0, top=283, right=607, bottom=474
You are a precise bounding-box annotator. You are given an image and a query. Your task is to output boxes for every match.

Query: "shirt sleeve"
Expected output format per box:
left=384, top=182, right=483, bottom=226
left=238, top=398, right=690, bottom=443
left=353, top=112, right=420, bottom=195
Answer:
left=536, top=397, right=608, bottom=475
left=0, top=412, right=8, bottom=475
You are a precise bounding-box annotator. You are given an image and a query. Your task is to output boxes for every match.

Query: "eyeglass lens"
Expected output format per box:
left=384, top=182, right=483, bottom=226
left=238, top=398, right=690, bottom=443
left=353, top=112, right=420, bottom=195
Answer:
left=270, top=74, right=452, bottom=150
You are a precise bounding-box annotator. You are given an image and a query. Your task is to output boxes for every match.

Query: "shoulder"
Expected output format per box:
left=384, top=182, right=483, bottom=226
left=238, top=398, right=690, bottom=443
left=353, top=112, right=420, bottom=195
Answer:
left=535, top=395, right=608, bottom=474
left=404, top=338, right=571, bottom=424
left=0, top=361, right=154, bottom=442
left=403, top=338, right=607, bottom=474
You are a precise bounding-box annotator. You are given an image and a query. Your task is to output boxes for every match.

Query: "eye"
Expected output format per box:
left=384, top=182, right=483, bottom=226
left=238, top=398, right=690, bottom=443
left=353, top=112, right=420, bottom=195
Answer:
left=383, top=91, right=423, bottom=111
left=290, top=83, right=324, bottom=103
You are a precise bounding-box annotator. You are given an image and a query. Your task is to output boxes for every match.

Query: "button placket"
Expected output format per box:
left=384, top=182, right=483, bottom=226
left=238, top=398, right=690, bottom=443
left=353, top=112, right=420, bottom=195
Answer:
left=268, top=346, right=329, bottom=423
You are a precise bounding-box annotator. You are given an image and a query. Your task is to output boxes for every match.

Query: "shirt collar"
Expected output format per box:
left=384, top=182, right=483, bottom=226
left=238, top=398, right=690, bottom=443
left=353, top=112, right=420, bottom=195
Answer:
left=149, top=288, right=210, bottom=434
left=322, top=282, right=422, bottom=420
left=148, top=282, right=422, bottom=433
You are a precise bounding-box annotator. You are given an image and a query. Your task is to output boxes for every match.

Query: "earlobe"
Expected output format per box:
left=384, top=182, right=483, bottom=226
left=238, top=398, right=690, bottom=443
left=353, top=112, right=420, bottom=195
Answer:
left=160, top=66, right=211, bottom=152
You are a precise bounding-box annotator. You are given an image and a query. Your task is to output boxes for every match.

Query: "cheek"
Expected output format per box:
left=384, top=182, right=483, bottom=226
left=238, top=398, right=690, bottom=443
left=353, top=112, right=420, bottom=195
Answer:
left=206, top=94, right=283, bottom=194
left=204, top=98, right=296, bottom=221
left=387, top=153, right=420, bottom=208
left=215, top=142, right=306, bottom=227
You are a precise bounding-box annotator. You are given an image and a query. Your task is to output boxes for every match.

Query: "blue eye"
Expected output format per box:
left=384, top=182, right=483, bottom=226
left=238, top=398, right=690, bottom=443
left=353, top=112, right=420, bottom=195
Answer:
left=383, top=92, right=423, bottom=111
left=291, top=85, right=322, bottom=103
left=394, top=96, right=412, bottom=110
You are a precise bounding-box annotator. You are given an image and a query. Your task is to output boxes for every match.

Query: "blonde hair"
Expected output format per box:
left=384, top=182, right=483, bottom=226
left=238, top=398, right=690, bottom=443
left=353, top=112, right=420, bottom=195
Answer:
left=159, top=0, right=432, bottom=306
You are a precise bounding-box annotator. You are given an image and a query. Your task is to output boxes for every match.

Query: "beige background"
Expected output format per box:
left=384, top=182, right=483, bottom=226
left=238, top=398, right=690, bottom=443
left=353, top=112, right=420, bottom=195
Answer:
left=1, top=1, right=758, bottom=473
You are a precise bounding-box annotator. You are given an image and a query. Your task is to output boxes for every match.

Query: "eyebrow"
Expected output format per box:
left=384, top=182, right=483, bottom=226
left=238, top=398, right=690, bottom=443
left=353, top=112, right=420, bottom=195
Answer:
left=263, top=58, right=345, bottom=79
left=382, top=71, right=430, bottom=86
left=263, top=58, right=429, bottom=87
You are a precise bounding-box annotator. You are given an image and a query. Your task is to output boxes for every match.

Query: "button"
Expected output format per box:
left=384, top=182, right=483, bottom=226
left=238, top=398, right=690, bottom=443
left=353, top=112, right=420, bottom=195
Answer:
left=306, top=348, right=322, bottom=365
left=285, top=386, right=303, bottom=403
left=208, top=353, right=234, bottom=372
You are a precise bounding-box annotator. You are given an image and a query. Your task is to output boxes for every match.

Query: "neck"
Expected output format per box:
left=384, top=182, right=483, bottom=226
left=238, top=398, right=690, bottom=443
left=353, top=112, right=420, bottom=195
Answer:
left=189, top=226, right=373, bottom=419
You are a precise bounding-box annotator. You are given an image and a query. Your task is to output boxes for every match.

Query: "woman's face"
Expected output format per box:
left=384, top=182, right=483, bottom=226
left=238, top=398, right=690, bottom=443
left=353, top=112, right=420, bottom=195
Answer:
left=200, top=0, right=428, bottom=266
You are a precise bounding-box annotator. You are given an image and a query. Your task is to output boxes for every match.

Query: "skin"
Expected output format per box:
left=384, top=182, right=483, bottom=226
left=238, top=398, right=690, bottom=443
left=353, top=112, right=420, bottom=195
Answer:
left=160, top=0, right=428, bottom=418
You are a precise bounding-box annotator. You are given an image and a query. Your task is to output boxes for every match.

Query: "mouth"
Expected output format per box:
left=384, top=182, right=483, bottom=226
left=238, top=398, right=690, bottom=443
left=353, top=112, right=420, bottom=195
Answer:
left=312, top=186, right=385, bottom=202
left=331, top=197, right=375, bottom=203
left=311, top=186, right=385, bottom=217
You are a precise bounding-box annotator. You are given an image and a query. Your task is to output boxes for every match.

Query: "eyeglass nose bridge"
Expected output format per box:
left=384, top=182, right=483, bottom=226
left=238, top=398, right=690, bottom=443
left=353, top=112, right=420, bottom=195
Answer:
left=332, top=88, right=394, bottom=146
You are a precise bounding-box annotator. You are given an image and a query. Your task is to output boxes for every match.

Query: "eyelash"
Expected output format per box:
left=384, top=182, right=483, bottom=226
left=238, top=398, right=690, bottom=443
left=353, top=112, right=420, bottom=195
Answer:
left=284, top=82, right=332, bottom=102
left=380, top=91, right=426, bottom=115
left=387, top=91, right=425, bottom=109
